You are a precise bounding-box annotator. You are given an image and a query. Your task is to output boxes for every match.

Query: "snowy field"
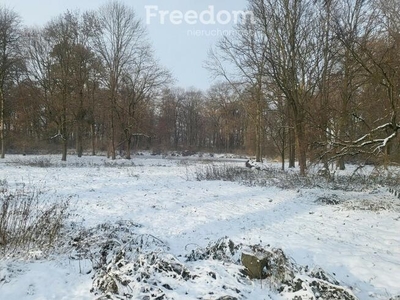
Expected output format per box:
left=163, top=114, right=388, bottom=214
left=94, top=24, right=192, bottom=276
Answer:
left=0, top=154, right=399, bottom=300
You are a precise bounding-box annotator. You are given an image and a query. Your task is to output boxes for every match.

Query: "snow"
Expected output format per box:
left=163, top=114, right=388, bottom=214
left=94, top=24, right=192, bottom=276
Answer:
left=1, top=154, right=400, bottom=299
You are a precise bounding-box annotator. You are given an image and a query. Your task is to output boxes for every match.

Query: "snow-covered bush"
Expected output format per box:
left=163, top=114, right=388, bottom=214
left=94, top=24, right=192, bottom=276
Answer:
left=194, top=163, right=400, bottom=192
left=187, top=238, right=357, bottom=300
left=0, top=181, right=70, bottom=255
left=342, top=199, right=396, bottom=212
left=64, top=221, right=359, bottom=300
left=10, top=157, right=52, bottom=168
left=194, top=164, right=258, bottom=182
left=67, top=221, right=192, bottom=299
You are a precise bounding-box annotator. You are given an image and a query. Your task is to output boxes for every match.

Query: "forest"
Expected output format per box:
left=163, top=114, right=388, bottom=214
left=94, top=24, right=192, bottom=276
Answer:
left=1, top=0, right=400, bottom=175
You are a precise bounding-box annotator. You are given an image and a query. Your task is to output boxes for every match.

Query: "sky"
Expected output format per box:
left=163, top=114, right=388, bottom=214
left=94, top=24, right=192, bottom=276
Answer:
left=2, top=0, right=249, bottom=90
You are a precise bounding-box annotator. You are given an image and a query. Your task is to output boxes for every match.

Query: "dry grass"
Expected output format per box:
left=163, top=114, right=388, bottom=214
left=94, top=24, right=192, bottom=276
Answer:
left=0, top=180, right=70, bottom=256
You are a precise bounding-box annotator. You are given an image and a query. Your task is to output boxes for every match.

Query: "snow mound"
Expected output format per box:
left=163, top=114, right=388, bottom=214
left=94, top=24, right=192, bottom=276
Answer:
left=65, top=223, right=357, bottom=300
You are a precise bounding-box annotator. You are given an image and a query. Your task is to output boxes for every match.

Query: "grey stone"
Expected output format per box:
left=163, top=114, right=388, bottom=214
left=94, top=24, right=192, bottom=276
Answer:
left=241, top=251, right=269, bottom=279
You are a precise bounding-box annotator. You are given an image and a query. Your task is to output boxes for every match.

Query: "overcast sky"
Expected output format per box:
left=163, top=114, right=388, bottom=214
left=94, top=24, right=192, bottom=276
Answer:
left=2, top=0, right=249, bottom=90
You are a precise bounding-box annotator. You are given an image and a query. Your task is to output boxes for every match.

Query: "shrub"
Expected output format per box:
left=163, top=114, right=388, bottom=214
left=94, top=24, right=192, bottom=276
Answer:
left=194, top=164, right=257, bottom=182
left=0, top=181, right=70, bottom=256
left=193, top=164, right=400, bottom=191
left=10, top=157, right=52, bottom=168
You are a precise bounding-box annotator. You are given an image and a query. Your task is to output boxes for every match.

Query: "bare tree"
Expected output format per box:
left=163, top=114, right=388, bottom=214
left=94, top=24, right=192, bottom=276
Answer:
left=93, top=0, right=147, bottom=160
left=332, top=0, right=400, bottom=163
left=250, top=0, right=325, bottom=175
left=206, top=16, right=269, bottom=162
left=70, top=12, right=99, bottom=158
left=119, top=49, right=171, bottom=159
left=24, top=27, right=60, bottom=152
left=317, top=0, right=337, bottom=169
left=180, top=89, right=205, bottom=149
left=45, top=12, right=82, bottom=161
left=0, top=6, right=21, bottom=158
left=206, top=83, right=245, bottom=153
left=156, top=88, right=184, bottom=150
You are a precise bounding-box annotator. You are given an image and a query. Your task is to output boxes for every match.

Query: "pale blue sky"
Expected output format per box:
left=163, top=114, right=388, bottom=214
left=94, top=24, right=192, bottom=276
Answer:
left=2, top=0, right=248, bottom=90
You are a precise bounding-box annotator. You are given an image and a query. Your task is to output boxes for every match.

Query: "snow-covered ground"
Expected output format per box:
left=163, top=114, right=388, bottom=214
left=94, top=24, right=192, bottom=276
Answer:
left=0, top=154, right=399, bottom=299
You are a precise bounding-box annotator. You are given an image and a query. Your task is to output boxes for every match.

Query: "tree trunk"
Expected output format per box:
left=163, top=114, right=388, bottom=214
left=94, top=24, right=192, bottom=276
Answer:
left=281, top=126, right=286, bottom=171
left=320, top=1, right=332, bottom=171
left=76, top=89, right=85, bottom=158
left=61, top=104, right=68, bottom=161
left=0, top=89, right=4, bottom=159
left=336, top=114, right=347, bottom=170
left=287, top=102, right=295, bottom=168
left=91, top=123, right=96, bottom=156
left=126, top=135, right=132, bottom=159
left=255, top=124, right=261, bottom=162
left=288, top=126, right=295, bottom=168
left=62, top=138, right=67, bottom=161
left=110, top=103, right=116, bottom=160
left=337, top=156, right=345, bottom=170
left=295, top=120, right=307, bottom=176
left=337, top=49, right=352, bottom=170
left=61, top=126, right=67, bottom=161
left=255, top=102, right=263, bottom=163
left=76, top=127, right=83, bottom=157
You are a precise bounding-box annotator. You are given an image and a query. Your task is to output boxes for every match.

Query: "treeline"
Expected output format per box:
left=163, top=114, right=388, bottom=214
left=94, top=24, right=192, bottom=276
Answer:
left=1, top=0, right=400, bottom=175
left=207, top=0, right=400, bottom=174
